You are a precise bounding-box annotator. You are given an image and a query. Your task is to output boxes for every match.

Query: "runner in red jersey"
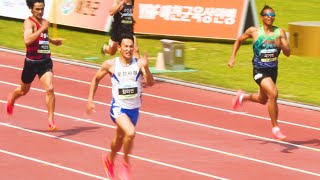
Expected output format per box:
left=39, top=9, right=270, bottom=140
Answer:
left=6, top=0, right=62, bottom=131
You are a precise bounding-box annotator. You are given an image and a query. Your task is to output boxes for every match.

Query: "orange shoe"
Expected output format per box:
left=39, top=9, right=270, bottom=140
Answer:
left=6, top=94, right=14, bottom=115
left=102, top=155, right=114, bottom=180
left=119, top=161, right=131, bottom=180
left=232, top=90, right=244, bottom=110
left=48, top=121, right=57, bottom=131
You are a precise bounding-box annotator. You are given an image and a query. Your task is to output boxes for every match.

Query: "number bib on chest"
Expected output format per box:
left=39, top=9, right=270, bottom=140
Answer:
left=38, top=40, right=50, bottom=54
left=118, top=82, right=138, bottom=99
left=260, top=49, right=278, bottom=62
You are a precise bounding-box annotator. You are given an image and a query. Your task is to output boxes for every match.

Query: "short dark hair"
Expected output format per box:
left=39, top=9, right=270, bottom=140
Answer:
left=26, top=0, right=45, bottom=9
left=260, top=4, right=274, bottom=16
left=119, top=34, right=135, bottom=45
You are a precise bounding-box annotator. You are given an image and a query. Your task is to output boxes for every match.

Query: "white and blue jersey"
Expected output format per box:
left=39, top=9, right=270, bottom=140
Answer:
left=111, top=57, right=142, bottom=109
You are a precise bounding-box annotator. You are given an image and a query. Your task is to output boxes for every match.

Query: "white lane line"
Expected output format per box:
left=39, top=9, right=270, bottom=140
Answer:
left=1, top=102, right=320, bottom=178
left=1, top=64, right=319, bottom=131
left=1, top=81, right=320, bottom=152
left=1, top=55, right=319, bottom=112
left=0, top=122, right=228, bottom=180
left=0, top=148, right=108, bottom=180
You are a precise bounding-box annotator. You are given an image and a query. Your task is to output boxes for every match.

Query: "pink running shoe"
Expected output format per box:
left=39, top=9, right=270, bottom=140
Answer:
left=119, top=161, right=131, bottom=180
left=102, top=155, right=115, bottom=180
left=232, top=90, right=244, bottom=110
left=6, top=94, right=14, bottom=115
left=272, top=130, right=287, bottom=141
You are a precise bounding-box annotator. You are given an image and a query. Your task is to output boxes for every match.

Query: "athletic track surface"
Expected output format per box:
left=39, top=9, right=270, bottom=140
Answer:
left=0, top=50, right=319, bottom=180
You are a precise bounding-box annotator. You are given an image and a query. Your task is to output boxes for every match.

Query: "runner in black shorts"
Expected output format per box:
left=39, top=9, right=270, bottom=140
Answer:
left=253, top=67, right=278, bottom=85
left=101, top=0, right=140, bottom=58
left=228, top=5, right=290, bottom=140
left=6, top=0, right=62, bottom=131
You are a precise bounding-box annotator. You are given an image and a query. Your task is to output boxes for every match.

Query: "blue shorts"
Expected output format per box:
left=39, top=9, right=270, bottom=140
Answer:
left=109, top=100, right=139, bottom=126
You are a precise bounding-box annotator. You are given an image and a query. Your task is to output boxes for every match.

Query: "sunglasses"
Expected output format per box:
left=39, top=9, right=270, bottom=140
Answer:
left=262, top=12, right=276, bottom=17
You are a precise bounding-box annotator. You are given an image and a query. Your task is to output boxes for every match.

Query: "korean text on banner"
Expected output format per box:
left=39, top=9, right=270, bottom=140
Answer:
left=133, top=0, right=250, bottom=40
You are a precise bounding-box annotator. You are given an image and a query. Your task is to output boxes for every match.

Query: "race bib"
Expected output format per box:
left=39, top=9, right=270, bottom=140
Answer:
left=38, top=40, right=50, bottom=54
left=260, top=49, right=278, bottom=62
left=118, top=82, right=138, bottom=99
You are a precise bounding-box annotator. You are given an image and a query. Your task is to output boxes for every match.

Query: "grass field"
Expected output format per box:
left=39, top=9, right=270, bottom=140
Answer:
left=0, top=1, right=319, bottom=106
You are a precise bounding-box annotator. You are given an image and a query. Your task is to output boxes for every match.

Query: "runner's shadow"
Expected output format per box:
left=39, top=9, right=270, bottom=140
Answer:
left=247, top=138, right=320, bottom=153
left=30, top=126, right=101, bottom=138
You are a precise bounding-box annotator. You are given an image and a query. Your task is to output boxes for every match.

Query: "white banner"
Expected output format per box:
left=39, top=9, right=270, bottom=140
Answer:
left=0, top=0, right=52, bottom=19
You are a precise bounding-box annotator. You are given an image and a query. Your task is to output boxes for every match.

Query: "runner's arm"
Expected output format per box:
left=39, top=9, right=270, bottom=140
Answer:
left=139, top=53, right=154, bottom=86
left=279, top=28, right=290, bottom=57
left=49, top=38, right=62, bottom=46
left=88, top=60, right=113, bottom=102
left=23, top=19, right=48, bottom=45
left=228, top=27, right=255, bottom=68
left=86, top=60, right=113, bottom=115
left=109, top=0, right=125, bottom=16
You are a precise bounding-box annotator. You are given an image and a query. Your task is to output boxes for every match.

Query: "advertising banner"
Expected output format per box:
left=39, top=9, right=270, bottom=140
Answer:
left=0, top=0, right=258, bottom=39
left=47, top=0, right=113, bottom=31
left=133, top=0, right=258, bottom=40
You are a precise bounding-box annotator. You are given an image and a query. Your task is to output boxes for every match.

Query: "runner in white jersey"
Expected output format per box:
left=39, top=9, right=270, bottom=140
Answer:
left=86, top=34, right=154, bottom=180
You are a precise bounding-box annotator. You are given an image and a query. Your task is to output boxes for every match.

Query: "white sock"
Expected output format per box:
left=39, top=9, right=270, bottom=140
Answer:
left=272, top=126, right=280, bottom=134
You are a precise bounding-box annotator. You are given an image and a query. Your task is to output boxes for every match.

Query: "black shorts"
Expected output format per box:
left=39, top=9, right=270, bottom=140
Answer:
left=110, top=30, right=134, bottom=42
left=253, top=67, right=278, bottom=85
left=21, top=58, right=53, bottom=84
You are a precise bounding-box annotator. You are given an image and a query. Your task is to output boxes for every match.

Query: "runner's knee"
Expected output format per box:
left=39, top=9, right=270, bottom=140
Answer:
left=268, top=90, right=278, bottom=101
left=18, top=86, right=30, bottom=96
left=46, top=86, right=54, bottom=95
left=19, top=90, right=29, bottom=96
left=125, top=130, right=136, bottom=140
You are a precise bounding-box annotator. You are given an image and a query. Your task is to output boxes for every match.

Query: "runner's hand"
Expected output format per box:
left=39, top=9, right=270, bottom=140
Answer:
left=51, top=38, right=62, bottom=46
left=274, top=37, right=282, bottom=49
left=139, top=52, right=149, bottom=68
left=41, top=20, right=50, bottom=31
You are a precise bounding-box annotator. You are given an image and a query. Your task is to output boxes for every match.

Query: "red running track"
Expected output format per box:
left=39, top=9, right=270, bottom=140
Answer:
left=0, top=50, right=320, bottom=180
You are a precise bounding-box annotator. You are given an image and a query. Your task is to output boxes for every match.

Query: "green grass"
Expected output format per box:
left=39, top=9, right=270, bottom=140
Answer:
left=0, top=1, right=319, bottom=106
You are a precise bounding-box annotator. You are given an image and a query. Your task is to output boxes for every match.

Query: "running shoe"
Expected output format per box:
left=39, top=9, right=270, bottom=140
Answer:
left=272, top=130, right=287, bottom=141
left=48, top=121, right=57, bottom=131
left=102, top=155, right=115, bottom=180
left=6, top=94, right=14, bottom=115
left=232, top=90, right=244, bottom=110
left=119, top=161, right=131, bottom=180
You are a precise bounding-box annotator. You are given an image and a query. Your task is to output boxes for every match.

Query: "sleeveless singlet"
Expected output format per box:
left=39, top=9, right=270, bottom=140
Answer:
left=111, top=57, right=142, bottom=109
left=252, top=26, right=280, bottom=68
left=111, top=3, right=134, bottom=35
left=26, top=17, right=51, bottom=60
